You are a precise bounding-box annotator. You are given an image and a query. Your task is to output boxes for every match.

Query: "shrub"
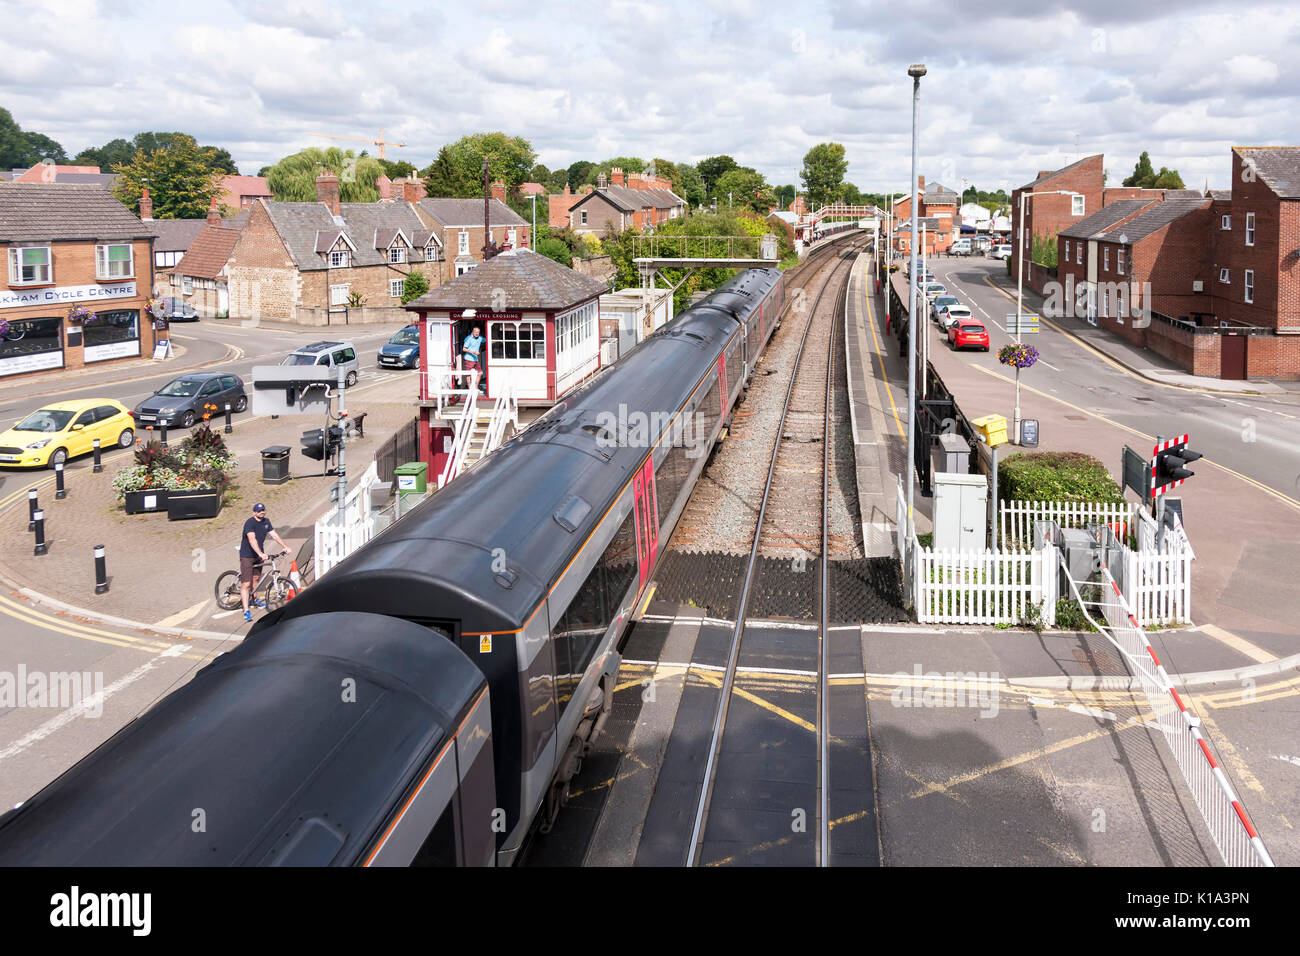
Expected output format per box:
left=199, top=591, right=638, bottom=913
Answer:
left=998, top=451, right=1124, bottom=504
left=537, top=236, right=572, bottom=267
left=401, top=269, right=430, bottom=304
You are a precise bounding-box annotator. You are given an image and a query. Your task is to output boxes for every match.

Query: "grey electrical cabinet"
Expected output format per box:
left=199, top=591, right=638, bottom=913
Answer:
left=932, top=472, right=988, bottom=552
left=931, top=433, right=972, bottom=475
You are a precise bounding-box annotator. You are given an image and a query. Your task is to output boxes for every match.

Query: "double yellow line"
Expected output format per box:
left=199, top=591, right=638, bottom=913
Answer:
left=0, top=592, right=205, bottom=658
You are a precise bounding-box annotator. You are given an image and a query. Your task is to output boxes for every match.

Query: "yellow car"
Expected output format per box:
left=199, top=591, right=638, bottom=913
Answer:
left=0, top=399, right=135, bottom=469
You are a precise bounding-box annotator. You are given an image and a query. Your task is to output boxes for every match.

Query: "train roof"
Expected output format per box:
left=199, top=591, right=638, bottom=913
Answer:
left=271, top=269, right=782, bottom=635
left=0, top=612, right=485, bottom=866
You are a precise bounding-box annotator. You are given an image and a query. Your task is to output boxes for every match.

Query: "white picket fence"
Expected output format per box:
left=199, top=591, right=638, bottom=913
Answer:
left=1000, top=499, right=1135, bottom=551
left=914, top=545, right=1058, bottom=626
left=1125, top=546, right=1193, bottom=626
left=313, top=462, right=380, bottom=580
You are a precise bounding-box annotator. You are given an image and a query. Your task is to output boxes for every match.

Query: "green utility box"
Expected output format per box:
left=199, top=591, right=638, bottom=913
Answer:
left=393, top=462, right=428, bottom=497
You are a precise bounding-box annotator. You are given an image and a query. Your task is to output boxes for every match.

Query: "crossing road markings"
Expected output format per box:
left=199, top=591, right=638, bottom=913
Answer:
left=153, top=599, right=209, bottom=629
left=1197, top=623, right=1278, bottom=664
left=968, top=362, right=1300, bottom=513
left=0, top=593, right=204, bottom=657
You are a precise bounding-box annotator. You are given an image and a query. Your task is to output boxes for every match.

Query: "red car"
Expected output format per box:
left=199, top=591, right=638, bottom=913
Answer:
left=948, top=316, right=990, bottom=351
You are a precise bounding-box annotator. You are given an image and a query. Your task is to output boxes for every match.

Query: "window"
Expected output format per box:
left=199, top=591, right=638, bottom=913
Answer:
left=1245, top=212, right=1255, bottom=246
left=425, top=245, right=440, bottom=262
left=154, top=251, right=179, bottom=268
left=1221, top=215, right=1231, bottom=230
left=1244, top=269, right=1254, bottom=303
left=458, top=232, right=469, bottom=255
left=389, top=278, right=403, bottom=298
left=389, top=246, right=406, bottom=264
left=220, top=376, right=239, bottom=390
left=1076, top=242, right=1082, bottom=265
left=95, top=243, right=134, bottom=279
left=329, top=284, right=349, bottom=306
left=580, top=210, right=588, bottom=225
left=1072, top=195, right=1085, bottom=216
left=1102, top=289, right=1109, bottom=316
left=92, top=405, right=120, bottom=423
left=200, top=379, right=221, bottom=396
left=507, top=228, right=517, bottom=247
left=83, top=309, right=139, bottom=351
left=0, top=316, right=61, bottom=370
left=1220, top=268, right=1230, bottom=284
left=489, top=322, right=545, bottom=360
left=1064, top=240, right=1070, bottom=260
left=73, top=409, right=95, bottom=429
left=1103, top=246, right=1109, bottom=271
left=182, top=276, right=193, bottom=294
left=329, top=250, right=349, bottom=268
left=1117, top=248, right=1126, bottom=276
left=455, top=262, right=477, bottom=276
left=7, top=246, right=51, bottom=285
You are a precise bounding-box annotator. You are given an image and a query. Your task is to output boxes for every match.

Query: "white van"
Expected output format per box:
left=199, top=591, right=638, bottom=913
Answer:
left=950, top=238, right=972, bottom=256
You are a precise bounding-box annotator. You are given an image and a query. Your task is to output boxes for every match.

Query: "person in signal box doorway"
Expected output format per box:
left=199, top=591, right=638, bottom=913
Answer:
left=461, top=325, right=486, bottom=395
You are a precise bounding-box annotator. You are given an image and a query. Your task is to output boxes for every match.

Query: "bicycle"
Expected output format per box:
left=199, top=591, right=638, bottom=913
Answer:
left=214, top=550, right=295, bottom=612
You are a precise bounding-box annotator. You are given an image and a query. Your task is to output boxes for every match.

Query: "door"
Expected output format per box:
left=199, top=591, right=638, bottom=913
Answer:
left=1221, top=334, right=1247, bottom=380
left=93, top=405, right=124, bottom=446
left=69, top=408, right=96, bottom=456
left=631, top=458, right=659, bottom=592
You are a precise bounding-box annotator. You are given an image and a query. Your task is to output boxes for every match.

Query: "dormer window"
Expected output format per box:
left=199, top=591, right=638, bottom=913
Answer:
left=389, top=246, right=406, bottom=264
left=426, top=245, right=440, bottom=261
left=330, top=250, right=349, bottom=268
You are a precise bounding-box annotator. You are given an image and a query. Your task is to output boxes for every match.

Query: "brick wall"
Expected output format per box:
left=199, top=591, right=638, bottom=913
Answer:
left=1011, top=154, right=1103, bottom=289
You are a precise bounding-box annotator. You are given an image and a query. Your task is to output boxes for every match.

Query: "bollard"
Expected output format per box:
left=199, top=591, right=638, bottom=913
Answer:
left=93, top=544, right=109, bottom=594
left=33, top=509, right=47, bottom=556
left=224, top=403, right=233, bottom=434
left=92, top=437, right=103, bottom=473
left=55, top=461, right=66, bottom=499
left=160, top=422, right=168, bottom=447
left=27, top=488, right=38, bottom=532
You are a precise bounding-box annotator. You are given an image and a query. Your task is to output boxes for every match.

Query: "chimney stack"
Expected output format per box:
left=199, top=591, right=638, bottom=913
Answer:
left=315, top=171, right=341, bottom=217
left=611, top=167, right=625, bottom=187
left=206, top=197, right=221, bottom=227
left=139, top=188, right=153, bottom=221
left=563, top=183, right=571, bottom=197
left=398, top=178, right=427, bottom=203
left=491, top=180, right=507, bottom=203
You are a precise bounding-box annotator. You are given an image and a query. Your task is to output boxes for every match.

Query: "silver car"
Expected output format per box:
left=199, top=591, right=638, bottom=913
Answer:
left=282, top=341, right=360, bottom=387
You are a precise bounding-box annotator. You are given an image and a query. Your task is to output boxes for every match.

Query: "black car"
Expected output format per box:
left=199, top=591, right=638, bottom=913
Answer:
left=132, top=373, right=246, bottom=429
left=163, top=297, right=200, bottom=322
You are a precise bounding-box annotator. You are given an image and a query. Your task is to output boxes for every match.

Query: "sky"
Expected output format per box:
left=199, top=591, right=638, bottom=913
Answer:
left=3, top=0, right=1298, bottom=195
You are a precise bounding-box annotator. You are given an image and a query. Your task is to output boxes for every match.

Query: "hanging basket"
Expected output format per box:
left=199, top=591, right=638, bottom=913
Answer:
left=997, top=343, right=1039, bottom=369
left=67, top=305, right=96, bottom=326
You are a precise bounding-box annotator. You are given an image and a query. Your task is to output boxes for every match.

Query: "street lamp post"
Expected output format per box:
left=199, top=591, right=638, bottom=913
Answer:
left=1013, top=188, right=1081, bottom=441
left=529, top=193, right=538, bottom=249
left=906, top=63, right=926, bottom=542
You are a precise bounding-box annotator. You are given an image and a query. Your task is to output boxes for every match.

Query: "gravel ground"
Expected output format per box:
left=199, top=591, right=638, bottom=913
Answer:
left=672, top=247, right=864, bottom=560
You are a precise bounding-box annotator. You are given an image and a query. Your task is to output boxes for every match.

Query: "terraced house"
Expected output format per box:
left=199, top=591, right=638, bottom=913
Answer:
left=0, top=182, right=156, bottom=380
left=225, top=173, right=436, bottom=322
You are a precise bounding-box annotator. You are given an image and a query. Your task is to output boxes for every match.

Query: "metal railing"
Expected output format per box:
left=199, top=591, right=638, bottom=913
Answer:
left=631, top=234, right=768, bottom=260
left=1058, top=552, right=1274, bottom=867
left=374, top=416, right=420, bottom=486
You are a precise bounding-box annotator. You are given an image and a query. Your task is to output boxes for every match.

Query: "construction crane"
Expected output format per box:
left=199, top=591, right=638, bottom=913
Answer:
left=310, top=128, right=407, bottom=161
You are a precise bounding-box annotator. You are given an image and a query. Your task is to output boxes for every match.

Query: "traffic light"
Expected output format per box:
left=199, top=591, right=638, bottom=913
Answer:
left=1151, top=434, right=1202, bottom=497
left=300, top=426, right=342, bottom=462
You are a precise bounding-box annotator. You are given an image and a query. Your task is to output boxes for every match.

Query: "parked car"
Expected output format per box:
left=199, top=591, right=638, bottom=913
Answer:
left=923, top=281, right=947, bottom=301
left=282, top=341, right=359, bottom=387
left=133, top=373, right=247, bottom=429
left=377, top=325, right=420, bottom=369
left=950, top=239, right=972, bottom=256
left=931, top=294, right=961, bottom=323
left=990, top=244, right=1012, bottom=260
left=937, top=305, right=973, bottom=330
left=0, top=399, right=134, bottom=469
left=948, top=317, right=990, bottom=351
left=163, top=297, right=199, bottom=322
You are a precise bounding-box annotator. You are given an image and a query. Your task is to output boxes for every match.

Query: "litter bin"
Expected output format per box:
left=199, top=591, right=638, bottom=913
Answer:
left=970, top=414, right=1009, bottom=448
left=261, top=445, right=291, bottom=485
left=393, top=462, right=428, bottom=499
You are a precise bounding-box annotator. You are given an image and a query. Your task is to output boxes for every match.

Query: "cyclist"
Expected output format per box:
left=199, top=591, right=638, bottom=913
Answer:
left=240, top=502, right=288, bottom=622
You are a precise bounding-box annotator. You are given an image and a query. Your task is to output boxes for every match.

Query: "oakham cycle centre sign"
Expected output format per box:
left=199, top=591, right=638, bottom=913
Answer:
left=0, top=280, right=137, bottom=310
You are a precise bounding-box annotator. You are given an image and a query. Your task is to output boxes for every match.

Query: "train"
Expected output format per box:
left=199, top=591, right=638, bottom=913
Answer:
left=0, top=267, right=794, bottom=867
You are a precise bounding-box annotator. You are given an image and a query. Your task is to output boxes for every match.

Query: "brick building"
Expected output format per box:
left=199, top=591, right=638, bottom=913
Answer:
left=1010, top=155, right=1103, bottom=287
left=566, top=168, right=685, bottom=235
left=890, top=176, right=960, bottom=255
left=218, top=175, right=272, bottom=212
left=168, top=201, right=243, bottom=316
left=225, top=173, right=434, bottom=321
left=0, top=183, right=156, bottom=379
left=416, top=193, right=529, bottom=281
left=548, top=183, right=591, bottom=228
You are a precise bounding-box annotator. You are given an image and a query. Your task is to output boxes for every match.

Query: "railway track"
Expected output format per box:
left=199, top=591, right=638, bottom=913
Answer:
left=684, top=249, right=862, bottom=866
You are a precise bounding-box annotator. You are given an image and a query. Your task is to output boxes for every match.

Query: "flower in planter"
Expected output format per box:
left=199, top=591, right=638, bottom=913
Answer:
left=997, top=343, right=1040, bottom=369
left=0, top=318, right=8, bottom=338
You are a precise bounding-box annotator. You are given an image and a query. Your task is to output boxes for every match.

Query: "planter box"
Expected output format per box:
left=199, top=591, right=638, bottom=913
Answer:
left=166, top=488, right=223, bottom=520
left=124, top=489, right=170, bottom=514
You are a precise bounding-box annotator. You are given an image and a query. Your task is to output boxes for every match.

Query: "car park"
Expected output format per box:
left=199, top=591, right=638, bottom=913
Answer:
left=377, top=325, right=420, bottom=369
left=0, top=399, right=134, bottom=468
left=163, top=297, right=199, bottom=322
left=947, top=316, right=990, bottom=351
left=282, top=341, right=359, bottom=387
left=132, top=373, right=247, bottom=429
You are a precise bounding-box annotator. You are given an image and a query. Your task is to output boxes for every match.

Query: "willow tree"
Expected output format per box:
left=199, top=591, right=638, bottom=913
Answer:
left=263, top=147, right=384, bottom=202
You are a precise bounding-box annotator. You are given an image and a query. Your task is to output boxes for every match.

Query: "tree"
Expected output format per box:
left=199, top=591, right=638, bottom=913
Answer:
left=1153, top=167, right=1185, bottom=189
left=420, top=132, right=536, bottom=198
left=0, top=108, right=67, bottom=168
left=74, top=137, right=135, bottom=169
left=379, top=158, right=418, bottom=180
left=714, top=167, right=773, bottom=213
left=401, top=269, right=430, bottom=304
left=774, top=184, right=797, bottom=208
left=261, top=146, right=384, bottom=203
left=697, top=155, right=737, bottom=199
left=536, top=235, right=572, bottom=267
left=111, top=134, right=225, bottom=219
left=676, top=164, right=705, bottom=207
left=546, top=167, right=568, bottom=193
left=528, top=163, right=551, bottom=185
left=566, top=160, right=595, bottom=190
left=800, top=142, right=849, bottom=209
left=1123, top=151, right=1156, bottom=188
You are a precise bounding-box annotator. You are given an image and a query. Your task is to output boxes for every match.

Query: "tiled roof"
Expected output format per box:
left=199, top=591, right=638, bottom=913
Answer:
left=1059, top=199, right=1155, bottom=240
left=1209, top=190, right=1232, bottom=201
left=768, top=211, right=798, bottom=224
left=412, top=229, right=439, bottom=248
left=172, top=224, right=241, bottom=280
left=54, top=172, right=119, bottom=187
left=0, top=183, right=153, bottom=241
left=406, top=248, right=607, bottom=311
left=519, top=182, right=546, bottom=195
left=13, top=164, right=101, bottom=183
left=418, top=198, right=526, bottom=227
left=262, top=200, right=426, bottom=271
left=1233, top=147, right=1300, bottom=199
left=1019, top=154, right=1103, bottom=191
left=1094, top=198, right=1209, bottom=243
left=572, top=184, right=684, bottom=213
left=149, top=218, right=207, bottom=252
left=220, top=175, right=272, bottom=198
left=924, top=182, right=959, bottom=205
